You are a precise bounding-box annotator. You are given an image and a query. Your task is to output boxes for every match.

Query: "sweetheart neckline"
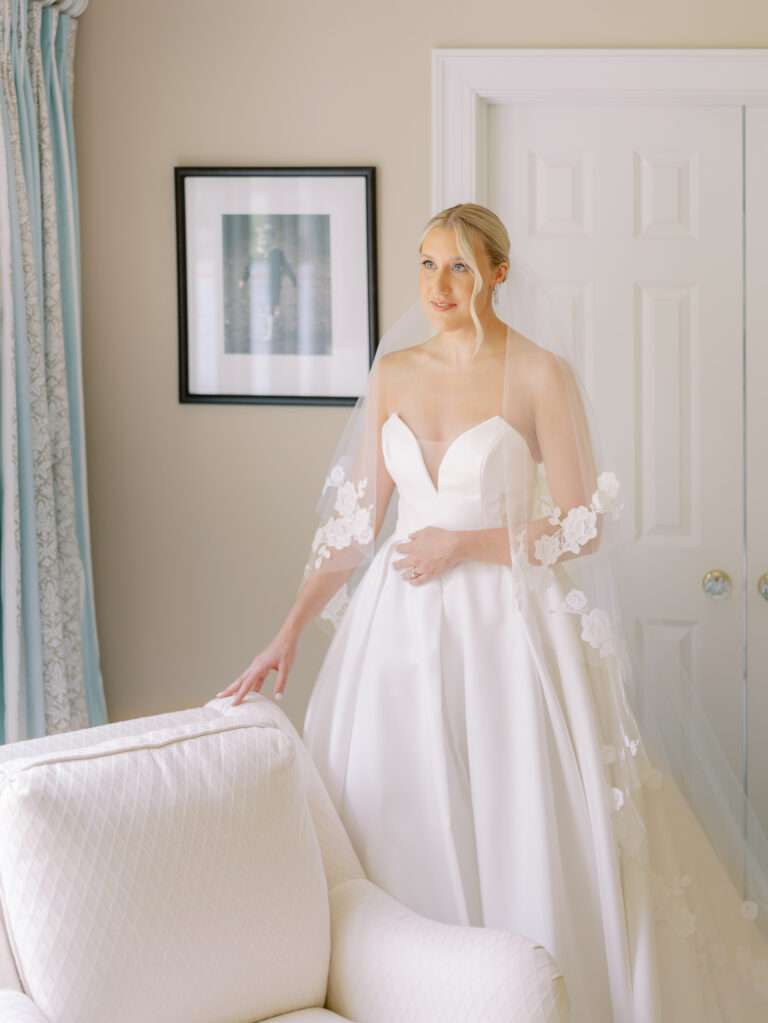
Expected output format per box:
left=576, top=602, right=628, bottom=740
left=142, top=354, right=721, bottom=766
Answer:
left=384, top=411, right=532, bottom=494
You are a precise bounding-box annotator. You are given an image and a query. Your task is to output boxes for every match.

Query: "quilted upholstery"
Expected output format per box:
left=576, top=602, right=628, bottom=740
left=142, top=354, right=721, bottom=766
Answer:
left=204, top=697, right=367, bottom=892
left=0, top=696, right=570, bottom=1022
left=326, top=877, right=568, bottom=1023
left=0, top=910, right=18, bottom=995
left=0, top=697, right=363, bottom=996
left=0, top=717, right=330, bottom=1023
left=0, top=993, right=355, bottom=1023
left=0, top=990, right=49, bottom=1021
left=0, top=697, right=365, bottom=897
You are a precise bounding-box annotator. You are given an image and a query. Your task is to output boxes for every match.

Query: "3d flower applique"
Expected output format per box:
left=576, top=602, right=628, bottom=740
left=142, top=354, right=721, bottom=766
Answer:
left=551, top=587, right=616, bottom=658
left=742, top=900, right=760, bottom=921
left=563, top=588, right=589, bottom=612
left=580, top=607, right=615, bottom=657
left=610, top=791, right=649, bottom=862
left=533, top=531, right=562, bottom=568
left=322, top=463, right=346, bottom=494
left=623, top=734, right=640, bottom=758
left=533, top=469, right=622, bottom=569
left=561, top=505, right=598, bottom=554
left=540, top=494, right=562, bottom=526
left=306, top=463, right=374, bottom=574
left=592, top=471, right=623, bottom=518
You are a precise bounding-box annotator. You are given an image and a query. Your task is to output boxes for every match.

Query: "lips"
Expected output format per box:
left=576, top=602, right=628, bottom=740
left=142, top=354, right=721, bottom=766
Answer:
left=431, top=301, right=456, bottom=310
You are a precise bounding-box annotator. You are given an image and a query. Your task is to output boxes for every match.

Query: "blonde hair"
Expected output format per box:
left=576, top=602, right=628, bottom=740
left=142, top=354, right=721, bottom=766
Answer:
left=418, top=203, right=510, bottom=352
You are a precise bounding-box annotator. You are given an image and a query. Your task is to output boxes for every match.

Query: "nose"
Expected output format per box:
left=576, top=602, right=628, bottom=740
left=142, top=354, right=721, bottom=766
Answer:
left=433, top=266, right=453, bottom=297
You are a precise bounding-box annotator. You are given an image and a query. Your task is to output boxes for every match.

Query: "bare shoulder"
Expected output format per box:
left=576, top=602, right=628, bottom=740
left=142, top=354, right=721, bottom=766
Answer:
left=376, top=342, right=431, bottom=381
left=509, top=333, right=575, bottom=395
left=378, top=340, right=432, bottom=366
left=373, top=343, right=430, bottom=415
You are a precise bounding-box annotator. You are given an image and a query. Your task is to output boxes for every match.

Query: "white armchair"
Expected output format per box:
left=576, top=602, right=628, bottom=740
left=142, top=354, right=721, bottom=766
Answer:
left=0, top=695, right=569, bottom=1022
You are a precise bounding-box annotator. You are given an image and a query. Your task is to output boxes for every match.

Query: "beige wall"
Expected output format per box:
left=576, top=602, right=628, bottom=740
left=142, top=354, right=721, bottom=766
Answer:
left=74, top=0, right=768, bottom=731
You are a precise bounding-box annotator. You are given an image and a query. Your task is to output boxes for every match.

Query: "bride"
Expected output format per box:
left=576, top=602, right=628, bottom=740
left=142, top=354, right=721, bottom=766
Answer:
left=216, top=204, right=768, bottom=1021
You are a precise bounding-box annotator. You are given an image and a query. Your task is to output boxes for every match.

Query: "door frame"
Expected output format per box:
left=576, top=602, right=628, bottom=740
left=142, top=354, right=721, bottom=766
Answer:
left=431, top=48, right=768, bottom=208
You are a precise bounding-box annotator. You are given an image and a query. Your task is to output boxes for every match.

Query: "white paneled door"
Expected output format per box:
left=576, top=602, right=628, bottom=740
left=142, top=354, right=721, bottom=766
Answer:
left=432, top=50, right=768, bottom=850
left=492, top=101, right=745, bottom=781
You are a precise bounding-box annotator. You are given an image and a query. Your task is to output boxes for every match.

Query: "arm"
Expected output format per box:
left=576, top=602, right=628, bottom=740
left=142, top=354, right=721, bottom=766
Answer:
left=454, top=353, right=602, bottom=570
left=326, top=877, right=569, bottom=1023
left=280, top=361, right=396, bottom=637
left=452, top=517, right=602, bottom=569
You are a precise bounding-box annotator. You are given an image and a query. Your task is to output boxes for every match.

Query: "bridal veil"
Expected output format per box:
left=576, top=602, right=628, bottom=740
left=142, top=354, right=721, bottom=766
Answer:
left=296, top=217, right=768, bottom=1012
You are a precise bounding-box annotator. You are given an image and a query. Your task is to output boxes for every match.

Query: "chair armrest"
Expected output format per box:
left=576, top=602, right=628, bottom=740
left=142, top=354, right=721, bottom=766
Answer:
left=0, top=992, right=49, bottom=1022
left=325, top=878, right=569, bottom=1023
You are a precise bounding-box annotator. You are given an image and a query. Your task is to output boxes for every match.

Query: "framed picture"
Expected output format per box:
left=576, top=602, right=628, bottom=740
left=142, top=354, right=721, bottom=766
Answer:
left=174, top=166, right=379, bottom=405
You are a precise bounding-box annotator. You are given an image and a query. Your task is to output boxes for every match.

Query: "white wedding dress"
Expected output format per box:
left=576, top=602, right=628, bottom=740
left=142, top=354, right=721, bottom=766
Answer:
left=302, top=410, right=768, bottom=1022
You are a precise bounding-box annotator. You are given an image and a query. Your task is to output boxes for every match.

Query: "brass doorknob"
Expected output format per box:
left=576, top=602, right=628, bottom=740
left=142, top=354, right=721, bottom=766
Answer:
left=702, top=569, right=732, bottom=599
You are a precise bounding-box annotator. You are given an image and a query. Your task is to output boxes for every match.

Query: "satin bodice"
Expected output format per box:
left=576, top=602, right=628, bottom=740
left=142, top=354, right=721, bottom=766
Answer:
left=381, top=412, right=537, bottom=538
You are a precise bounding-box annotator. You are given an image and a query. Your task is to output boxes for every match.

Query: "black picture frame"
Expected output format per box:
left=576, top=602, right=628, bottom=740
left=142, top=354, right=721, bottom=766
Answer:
left=174, top=166, right=379, bottom=406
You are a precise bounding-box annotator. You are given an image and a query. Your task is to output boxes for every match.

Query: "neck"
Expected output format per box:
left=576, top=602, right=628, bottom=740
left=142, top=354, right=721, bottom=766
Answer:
left=436, top=312, right=508, bottom=363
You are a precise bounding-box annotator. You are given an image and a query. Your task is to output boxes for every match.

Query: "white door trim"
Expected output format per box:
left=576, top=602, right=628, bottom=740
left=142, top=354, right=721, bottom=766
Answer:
left=431, top=48, right=768, bottom=209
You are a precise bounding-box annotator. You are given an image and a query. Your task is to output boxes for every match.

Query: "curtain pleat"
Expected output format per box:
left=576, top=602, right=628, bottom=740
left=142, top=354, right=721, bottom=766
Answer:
left=0, top=0, right=106, bottom=742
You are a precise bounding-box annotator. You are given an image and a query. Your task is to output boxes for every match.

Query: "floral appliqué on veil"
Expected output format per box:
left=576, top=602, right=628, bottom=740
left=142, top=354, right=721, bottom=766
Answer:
left=533, top=467, right=768, bottom=999
left=304, top=463, right=375, bottom=628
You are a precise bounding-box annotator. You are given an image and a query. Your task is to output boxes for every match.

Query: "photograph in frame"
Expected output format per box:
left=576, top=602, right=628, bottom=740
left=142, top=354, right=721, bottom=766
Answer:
left=175, top=166, right=378, bottom=406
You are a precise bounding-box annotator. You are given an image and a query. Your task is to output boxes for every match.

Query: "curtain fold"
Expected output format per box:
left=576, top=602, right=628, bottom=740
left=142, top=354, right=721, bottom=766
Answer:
left=0, top=0, right=106, bottom=742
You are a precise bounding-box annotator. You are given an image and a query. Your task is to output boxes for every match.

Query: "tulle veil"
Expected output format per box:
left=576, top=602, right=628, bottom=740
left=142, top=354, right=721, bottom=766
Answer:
left=296, top=253, right=768, bottom=1009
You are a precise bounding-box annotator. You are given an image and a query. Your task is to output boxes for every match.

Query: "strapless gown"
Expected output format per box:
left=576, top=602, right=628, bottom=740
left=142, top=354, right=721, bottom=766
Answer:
left=302, top=410, right=768, bottom=1022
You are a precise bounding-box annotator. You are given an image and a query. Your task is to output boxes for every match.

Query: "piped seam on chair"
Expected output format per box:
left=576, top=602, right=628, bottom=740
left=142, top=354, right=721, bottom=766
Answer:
left=0, top=720, right=286, bottom=786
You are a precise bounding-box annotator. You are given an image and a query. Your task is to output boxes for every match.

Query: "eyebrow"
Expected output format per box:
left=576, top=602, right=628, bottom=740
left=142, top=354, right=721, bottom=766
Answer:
left=420, top=253, right=464, bottom=260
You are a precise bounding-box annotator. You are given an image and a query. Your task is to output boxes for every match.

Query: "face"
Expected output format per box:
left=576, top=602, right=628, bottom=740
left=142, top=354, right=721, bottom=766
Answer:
left=419, top=225, right=503, bottom=327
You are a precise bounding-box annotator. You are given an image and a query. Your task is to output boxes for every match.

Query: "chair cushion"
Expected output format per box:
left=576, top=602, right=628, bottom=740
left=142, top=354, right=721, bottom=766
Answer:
left=0, top=717, right=330, bottom=1023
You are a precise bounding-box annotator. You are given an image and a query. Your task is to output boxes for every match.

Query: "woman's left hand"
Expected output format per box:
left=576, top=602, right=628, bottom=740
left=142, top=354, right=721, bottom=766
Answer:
left=392, top=527, right=463, bottom=585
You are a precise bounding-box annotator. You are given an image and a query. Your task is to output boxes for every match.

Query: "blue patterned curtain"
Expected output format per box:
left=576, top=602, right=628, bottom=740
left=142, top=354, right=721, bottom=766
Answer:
left=0, top=0, right=106, bottom=741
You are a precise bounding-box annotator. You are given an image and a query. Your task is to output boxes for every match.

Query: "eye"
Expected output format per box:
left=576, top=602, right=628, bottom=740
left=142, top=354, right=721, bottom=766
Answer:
left=420, top=259, right=469, bottom=271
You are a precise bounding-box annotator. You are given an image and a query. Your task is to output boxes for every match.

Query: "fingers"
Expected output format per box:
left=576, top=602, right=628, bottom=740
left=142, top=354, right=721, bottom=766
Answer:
left=216, top=650, right=291, bottom=707
left=392, top=557, right=419, bottom=574
left=215, top=678, right=241, bottom=698
left=216, top=664, right=252, bottom=698
left=232, top=669, right=264, bottom=707
left=392, top=557, right=429, bottom=584
left=231, top=683, right=251, bottom=707
left=273, top=661, right=287, bottom=702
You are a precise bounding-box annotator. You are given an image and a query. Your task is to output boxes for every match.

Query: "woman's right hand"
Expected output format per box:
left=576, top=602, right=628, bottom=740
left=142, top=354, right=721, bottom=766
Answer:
left=215, top=627, right=299, bottom=706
